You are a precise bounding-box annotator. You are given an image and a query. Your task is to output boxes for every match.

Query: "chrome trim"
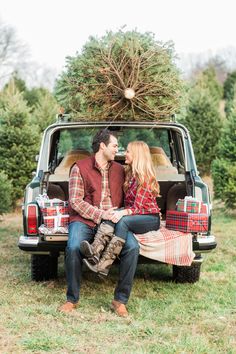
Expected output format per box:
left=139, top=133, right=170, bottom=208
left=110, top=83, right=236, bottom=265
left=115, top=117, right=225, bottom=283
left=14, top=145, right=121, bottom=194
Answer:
left=43, top=235, right=68, bottom=241
left=197, top=235, right=215, bottom=244
left=19, top=236, right=39, bottom=246
left=192, top=257, right=203, bottom=264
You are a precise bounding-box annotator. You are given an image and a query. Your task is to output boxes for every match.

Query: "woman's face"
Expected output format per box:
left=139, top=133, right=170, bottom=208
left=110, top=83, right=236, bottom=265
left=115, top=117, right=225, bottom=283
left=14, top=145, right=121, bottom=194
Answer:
left=125, top=145, right=133, bottom=165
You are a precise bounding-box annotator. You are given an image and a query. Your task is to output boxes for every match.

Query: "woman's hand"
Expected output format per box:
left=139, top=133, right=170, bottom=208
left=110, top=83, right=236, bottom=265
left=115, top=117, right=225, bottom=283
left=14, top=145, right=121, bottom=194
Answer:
left=110, top=210, right=126, bottom=223
left=102, top=207, right=118, bottom=220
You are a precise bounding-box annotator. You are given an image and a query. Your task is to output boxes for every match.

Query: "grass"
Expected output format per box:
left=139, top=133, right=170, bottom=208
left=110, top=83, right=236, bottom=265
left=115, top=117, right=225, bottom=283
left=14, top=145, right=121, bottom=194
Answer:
left=0, top=207, right=235, bottom=353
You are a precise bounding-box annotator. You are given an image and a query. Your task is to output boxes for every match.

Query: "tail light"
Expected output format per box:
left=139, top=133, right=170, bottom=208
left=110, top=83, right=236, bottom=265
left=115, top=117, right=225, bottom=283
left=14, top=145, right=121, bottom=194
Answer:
left=27, top=204, right=38, bottom=235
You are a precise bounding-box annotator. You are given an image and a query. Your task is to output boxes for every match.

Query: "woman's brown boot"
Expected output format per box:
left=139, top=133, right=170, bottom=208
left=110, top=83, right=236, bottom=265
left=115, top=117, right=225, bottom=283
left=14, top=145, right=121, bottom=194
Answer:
left=80, top=222, right=114, bottom=263
left=83, top=236, right=125, bottom=276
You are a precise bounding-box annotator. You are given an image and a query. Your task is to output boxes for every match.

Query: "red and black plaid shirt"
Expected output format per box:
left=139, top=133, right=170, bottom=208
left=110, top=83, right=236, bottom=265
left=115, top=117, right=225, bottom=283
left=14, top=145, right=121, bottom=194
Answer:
left=125, top=177, right=160, bottom=215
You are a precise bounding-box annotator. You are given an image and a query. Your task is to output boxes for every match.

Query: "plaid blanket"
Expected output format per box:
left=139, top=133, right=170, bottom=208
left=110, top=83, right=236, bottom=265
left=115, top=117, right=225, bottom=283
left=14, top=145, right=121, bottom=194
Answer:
left=134, top=226, right=195, bottom=266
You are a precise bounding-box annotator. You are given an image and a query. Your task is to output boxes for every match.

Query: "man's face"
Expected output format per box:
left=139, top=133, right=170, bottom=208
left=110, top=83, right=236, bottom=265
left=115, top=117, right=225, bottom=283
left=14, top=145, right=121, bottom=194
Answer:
left=102, top=135, right=118, bottom=161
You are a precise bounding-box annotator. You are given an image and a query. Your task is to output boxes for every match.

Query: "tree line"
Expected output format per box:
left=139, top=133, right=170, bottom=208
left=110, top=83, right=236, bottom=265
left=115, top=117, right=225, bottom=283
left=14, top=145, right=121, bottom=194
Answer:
left=0, top=28, right=235, bottom=214
left=179, top=66, right=236, bottom=209
left=0, top=75, right=59, bottom=212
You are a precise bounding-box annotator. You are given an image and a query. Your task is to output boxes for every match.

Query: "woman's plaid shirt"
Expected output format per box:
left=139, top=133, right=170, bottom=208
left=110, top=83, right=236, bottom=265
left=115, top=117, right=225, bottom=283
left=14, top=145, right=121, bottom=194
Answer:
left=125, top=177, right=160, bottom=215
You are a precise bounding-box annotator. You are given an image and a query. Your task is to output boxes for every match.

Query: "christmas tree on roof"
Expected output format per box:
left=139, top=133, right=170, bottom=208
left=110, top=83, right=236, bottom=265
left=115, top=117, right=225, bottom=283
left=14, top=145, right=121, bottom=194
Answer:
left=55, top=30, right=184, bottom=121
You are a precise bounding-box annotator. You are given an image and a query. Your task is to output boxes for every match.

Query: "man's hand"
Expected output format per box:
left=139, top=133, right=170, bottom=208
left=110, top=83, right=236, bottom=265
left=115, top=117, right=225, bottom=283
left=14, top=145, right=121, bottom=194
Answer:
left=102, top=207, right=117, bottom=220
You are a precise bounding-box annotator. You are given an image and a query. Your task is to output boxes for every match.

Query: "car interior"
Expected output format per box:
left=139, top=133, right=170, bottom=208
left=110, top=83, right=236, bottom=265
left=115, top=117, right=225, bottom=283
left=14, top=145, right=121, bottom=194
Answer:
left=46, top=126, right=188, bottom=218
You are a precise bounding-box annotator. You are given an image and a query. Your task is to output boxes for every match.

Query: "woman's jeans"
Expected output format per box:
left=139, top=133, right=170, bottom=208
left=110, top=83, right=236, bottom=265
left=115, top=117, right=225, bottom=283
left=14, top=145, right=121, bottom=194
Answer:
left=114, top=214, right=160, bottom=240
left=65, top=221, right=140, bottom=305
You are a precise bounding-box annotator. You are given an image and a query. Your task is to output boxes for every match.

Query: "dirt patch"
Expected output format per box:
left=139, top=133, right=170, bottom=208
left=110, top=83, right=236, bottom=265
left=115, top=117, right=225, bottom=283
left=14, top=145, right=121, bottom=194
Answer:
left=0, top=211, right=22, bottom=227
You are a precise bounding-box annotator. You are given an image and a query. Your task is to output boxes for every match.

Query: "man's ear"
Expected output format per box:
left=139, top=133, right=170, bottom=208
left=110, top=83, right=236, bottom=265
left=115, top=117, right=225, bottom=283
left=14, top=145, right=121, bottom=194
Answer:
left=100, top=142, right=106, bottom=151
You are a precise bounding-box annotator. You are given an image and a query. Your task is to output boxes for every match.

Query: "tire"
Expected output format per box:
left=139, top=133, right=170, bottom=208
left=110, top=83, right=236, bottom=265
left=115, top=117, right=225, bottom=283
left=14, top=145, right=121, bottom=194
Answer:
left=173, top=263, right=201, bottom=283
left=31, top=254, right=58, bottom=281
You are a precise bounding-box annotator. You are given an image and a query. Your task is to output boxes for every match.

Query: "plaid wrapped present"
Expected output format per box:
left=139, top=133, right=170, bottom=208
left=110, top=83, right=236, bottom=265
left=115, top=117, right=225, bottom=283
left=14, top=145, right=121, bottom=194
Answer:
left=36, top=196, right=69, bottom=230
left=166, top=210, right=208, bottom=233
left=36, top=194, right=68, bottom=208
left=41, top=200, right=68, bottom=207
left=176, top=197, right=208, bottom=214
left=38, top=224, right=68, bottom=235
left=43, top=214, right=69, bottom=229
left=41, top=205, right=69, bottom=216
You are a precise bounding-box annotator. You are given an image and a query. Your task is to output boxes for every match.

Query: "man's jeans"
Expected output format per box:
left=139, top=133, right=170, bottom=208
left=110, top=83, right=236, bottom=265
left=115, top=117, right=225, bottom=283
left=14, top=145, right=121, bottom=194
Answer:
left=65, top=221, right=139, bottom=304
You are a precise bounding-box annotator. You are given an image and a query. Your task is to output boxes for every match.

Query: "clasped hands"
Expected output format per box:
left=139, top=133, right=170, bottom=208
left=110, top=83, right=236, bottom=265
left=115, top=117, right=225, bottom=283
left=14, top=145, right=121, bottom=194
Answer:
left=102, top=207, right=126, bottom=223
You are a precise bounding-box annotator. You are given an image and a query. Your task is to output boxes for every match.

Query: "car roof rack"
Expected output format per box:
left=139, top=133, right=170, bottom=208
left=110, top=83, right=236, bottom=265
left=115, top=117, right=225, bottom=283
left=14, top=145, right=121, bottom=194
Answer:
left=56, top=113, right=71, bottom=123
left=55, top=112, right=177, bottom=123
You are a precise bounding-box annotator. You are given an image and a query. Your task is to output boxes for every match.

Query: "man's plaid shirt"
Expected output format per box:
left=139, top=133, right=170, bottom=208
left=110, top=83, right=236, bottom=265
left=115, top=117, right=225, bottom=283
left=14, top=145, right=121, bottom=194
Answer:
left=69, top=162, right=113, bottom=224
left=125, top=177, right=160, bottom=215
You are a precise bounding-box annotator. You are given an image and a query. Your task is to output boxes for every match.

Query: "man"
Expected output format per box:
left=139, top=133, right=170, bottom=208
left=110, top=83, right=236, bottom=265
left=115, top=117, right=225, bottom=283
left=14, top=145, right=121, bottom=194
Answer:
left=59, top=129, right=139, bottom=317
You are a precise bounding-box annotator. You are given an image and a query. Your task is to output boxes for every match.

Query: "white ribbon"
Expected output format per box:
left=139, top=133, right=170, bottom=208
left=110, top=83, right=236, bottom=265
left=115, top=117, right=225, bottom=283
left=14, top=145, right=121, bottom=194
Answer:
left=51, top=213, right=60, bottom=228
left=36, top=193, right=49, bottom=207
left=183, top=196, right=201, bottom=213
left=44, top=214, right=69, bottom=228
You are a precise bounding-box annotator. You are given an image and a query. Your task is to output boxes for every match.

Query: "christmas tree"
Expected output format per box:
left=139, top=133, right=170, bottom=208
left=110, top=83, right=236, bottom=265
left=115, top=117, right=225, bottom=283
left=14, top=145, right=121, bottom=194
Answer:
left=56, top=30, right=184, bottom=121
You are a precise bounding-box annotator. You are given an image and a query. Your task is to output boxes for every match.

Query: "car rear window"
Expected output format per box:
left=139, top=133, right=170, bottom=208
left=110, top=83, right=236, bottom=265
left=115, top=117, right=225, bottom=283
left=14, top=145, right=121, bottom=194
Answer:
left=56, top=127, right=171, bottom=159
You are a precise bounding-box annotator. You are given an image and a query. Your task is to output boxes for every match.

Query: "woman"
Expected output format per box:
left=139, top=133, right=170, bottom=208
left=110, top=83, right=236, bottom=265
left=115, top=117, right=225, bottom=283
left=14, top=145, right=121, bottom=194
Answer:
left=81, top=141, right=161, bottom=276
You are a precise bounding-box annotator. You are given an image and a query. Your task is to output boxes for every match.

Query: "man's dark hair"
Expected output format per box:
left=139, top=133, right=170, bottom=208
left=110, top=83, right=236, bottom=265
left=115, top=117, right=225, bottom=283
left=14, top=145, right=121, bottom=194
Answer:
left=92, top=129, right=116, bottom=153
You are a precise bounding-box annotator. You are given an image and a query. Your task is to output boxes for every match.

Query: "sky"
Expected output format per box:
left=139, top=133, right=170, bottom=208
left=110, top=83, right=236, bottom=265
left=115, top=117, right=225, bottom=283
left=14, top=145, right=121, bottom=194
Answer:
left=1, top=0, right=236, bottom=80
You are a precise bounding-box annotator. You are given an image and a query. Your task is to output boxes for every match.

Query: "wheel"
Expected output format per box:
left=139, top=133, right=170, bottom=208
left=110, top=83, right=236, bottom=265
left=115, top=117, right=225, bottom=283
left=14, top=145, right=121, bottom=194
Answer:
left=173, top=263, right=201, bottom=283
left=31, top=254, right=58, bottom=281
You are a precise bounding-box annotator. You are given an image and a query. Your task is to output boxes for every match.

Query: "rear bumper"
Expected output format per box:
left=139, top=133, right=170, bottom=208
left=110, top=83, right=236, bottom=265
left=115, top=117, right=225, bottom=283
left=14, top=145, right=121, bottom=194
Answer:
left=193, top=235, right=217, bottom=252
left=18, top=235, right=67, bottom=254
left=18, top=233, right=217, bottom=255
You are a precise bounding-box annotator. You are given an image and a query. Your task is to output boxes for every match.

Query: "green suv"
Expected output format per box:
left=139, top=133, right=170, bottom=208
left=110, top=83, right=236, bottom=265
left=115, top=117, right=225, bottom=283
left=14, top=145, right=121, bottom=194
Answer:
left=18, top=118, right=217, bottom=282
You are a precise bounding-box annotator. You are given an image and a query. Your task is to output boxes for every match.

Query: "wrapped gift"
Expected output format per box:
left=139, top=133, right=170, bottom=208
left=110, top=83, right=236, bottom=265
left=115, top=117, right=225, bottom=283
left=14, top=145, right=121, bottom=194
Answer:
left=36, top=195, right=68, bottom=218
left=43, top=214, right=69, bottom=229
left=41, top=200, right=68, bottom=207
left=41, top=205, right=69, bottom=217
left=36, top=194, right=68, bottom=208
left=36, top=195, right=69, bottom=231
left=38, top=224, right=68, bottom=235
left=40, top=203, right=69, bottom=228
left=176, top=197, right=208, bottom=214
left=166, top=210, right=208, bottom=233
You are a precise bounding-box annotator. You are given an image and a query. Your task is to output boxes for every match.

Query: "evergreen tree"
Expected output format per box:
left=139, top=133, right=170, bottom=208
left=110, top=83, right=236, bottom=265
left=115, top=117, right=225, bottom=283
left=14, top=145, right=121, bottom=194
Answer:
left=24, top=87, right=49, bottom=110
left=223, top=71, right=236, bottom=116
left=4, top=72, right=27, bottom=92
left=183, top=85, right=222, bottom=175
left=0, top=80, right=39, bottom=206
left=0, top=171, right=13, bottom=214
left=31, top=90, right=59, bottom=133
left=212, top=95, right=236, bottom=209
left=197, top=66, right=223, bottom=102
left=55, top=30, right=184, bottom=121
left=4, top=72, right=51, bottom=111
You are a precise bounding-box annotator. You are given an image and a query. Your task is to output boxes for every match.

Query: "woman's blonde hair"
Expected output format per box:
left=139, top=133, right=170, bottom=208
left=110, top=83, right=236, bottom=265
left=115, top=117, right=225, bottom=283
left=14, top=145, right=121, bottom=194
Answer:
left=124, top=141, right=160, bottom=196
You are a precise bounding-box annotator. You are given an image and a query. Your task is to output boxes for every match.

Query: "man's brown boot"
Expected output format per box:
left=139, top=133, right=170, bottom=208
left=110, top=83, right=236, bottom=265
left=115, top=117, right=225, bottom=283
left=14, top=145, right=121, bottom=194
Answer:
left=58, top=301, right=77, bottom=313
left=80, top=223, right=114, bottom=263
left=83, top=236, right=125, bottom=276
left=111, top=300, right=128, bottom=317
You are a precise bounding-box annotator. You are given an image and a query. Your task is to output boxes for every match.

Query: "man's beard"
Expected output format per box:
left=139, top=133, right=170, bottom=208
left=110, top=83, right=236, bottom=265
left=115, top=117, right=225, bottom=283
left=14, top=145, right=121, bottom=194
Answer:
left=105, top=151, right=114, bottom=162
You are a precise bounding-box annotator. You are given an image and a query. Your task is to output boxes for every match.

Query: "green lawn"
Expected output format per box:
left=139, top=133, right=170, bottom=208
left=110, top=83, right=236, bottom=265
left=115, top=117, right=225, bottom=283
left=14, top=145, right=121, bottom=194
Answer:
left=0, top=207, right=235, bottom=353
